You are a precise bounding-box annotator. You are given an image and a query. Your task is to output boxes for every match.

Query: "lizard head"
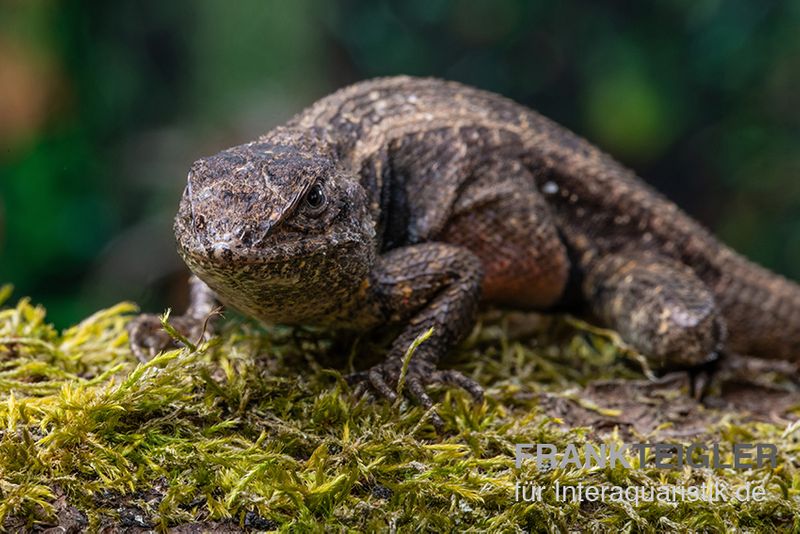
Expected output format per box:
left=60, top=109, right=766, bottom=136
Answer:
left=174, top=128, right=376, bottom=325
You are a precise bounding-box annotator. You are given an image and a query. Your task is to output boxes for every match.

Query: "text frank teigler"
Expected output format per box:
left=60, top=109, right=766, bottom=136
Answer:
left=512, top=441, right=777, bottom=504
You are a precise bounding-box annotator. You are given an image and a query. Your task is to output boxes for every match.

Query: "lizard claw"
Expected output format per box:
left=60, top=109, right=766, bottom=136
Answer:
left=689, top=367, right=712, bottom=401
left=368, top=366, right=398, bottom=402
left=687, top=350, right=723, bottom=401
left=127, top=314, right=175, bottom=362
left=431, top=369, right=484, bottom=403
left=347, top=362, right=484, bottom=431
left=127, top=313, right=212, bottom=362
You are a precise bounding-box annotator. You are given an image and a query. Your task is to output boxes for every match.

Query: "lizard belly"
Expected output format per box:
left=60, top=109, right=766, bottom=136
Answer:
left=479, top=242, right=570, bottom=309
left=438, top=190, right=570, bottom=310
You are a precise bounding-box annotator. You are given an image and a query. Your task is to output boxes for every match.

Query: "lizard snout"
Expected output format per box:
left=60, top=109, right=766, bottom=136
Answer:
left=204, top=226, right=252, bottom=254
left=208, top=238, right=233, bottom=261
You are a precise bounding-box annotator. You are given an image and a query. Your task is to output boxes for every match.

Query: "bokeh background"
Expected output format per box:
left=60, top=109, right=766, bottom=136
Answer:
left=1, top=0, right=798, bottom=328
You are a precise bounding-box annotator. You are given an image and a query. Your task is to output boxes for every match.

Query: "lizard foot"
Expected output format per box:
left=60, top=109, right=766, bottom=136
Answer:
left=348, top=361, right=484, bottom=430
left=645, top=348, right=722, bottom=401
left=713, top=351, right=800, bottom=387
left=668, top=349, right=723, bottom=401
left=127, top=313, right=212, bottom=362
left=688, top=361, right=716, bottom=401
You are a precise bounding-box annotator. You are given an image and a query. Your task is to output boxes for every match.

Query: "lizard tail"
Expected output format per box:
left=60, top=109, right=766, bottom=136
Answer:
left=717, top=252, right=800, bottom=361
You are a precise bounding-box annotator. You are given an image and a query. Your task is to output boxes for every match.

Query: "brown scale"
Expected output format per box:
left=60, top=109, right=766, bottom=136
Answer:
left=130, top=76, right=800, bottom=429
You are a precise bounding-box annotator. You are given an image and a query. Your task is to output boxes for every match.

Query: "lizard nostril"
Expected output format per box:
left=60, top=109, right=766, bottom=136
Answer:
left=208, top=240, right=232, bottom=261
left=240, top=228, right=255, bottom=246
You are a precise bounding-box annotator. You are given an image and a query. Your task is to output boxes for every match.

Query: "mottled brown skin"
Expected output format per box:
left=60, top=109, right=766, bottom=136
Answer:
left=130, top=76, right=800, bottom=426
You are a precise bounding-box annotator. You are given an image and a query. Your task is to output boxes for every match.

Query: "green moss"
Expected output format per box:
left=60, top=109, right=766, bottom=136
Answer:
left=0, top=285, right=798, bottom=532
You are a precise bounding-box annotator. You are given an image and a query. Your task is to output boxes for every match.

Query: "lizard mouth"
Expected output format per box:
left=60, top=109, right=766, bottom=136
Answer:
left=177, top=227, right=359, bottom=269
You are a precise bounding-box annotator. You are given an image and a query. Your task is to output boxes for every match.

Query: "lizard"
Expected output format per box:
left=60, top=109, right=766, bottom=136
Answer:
left=128, top=76, right=800, bottom=428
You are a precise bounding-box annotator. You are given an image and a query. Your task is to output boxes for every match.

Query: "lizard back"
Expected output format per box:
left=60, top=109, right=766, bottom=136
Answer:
left=287, top=76, right=800, bottom=360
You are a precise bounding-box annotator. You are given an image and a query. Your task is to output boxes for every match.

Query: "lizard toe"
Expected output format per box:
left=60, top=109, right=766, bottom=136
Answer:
left=431, top=369, right=484, bottom=402
left=347, top=360, right=482, bottom=432
left=406, top=376, right=445, bottom=431
left=689, top=368, right=711, bottom=401
left=349, top=377, right=368, bottom=400
left=127, top=314, right=177, bottom=362
left=406, top=376, right=434, bottom=409
left=127, top=312, right=214, bottom=362
left=368, top=367, right=398, bottom=402
left=686, top=350, right=723, bottom=400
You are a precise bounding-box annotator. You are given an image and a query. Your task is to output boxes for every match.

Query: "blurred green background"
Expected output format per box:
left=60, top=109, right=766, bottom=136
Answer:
left=0, top=0, right=798, bottom=328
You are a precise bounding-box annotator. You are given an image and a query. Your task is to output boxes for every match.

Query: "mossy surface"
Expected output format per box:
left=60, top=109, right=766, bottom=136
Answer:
left=1, top=285, right=798, bottom=532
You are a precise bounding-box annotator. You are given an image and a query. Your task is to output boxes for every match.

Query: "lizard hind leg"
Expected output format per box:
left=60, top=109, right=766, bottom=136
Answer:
left=582, top=252, right=727, bottom=373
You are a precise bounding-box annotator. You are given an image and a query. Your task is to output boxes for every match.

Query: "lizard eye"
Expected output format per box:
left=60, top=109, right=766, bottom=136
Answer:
left=303, top=183, right=327, bottom=215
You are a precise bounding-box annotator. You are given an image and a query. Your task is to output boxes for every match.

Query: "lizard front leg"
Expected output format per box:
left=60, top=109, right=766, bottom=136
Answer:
left=349, top=243, right=485, bottom=428
left=127, top=275, right=219, bottom=361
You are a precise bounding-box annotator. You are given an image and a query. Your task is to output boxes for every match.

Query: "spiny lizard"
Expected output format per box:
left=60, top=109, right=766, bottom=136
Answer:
left=129, top=76, right=800, bottom=428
